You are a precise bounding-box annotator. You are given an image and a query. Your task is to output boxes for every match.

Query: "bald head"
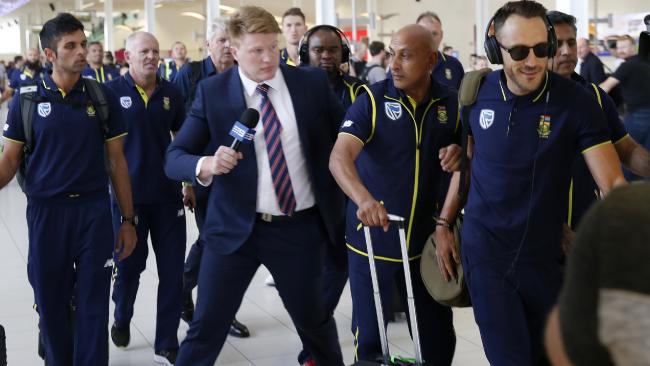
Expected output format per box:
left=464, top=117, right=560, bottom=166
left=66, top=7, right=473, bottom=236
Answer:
left=394, top=24, right=436, bottom=54
left=125, top=31, right=160, bottom=81
left=389, top=24, right=437, bottom=98
left=577, top=37, right=590, bottom=59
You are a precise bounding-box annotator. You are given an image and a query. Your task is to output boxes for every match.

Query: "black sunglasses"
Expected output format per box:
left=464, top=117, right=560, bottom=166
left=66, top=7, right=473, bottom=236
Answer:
left=499, top=42, right=550, bottom=61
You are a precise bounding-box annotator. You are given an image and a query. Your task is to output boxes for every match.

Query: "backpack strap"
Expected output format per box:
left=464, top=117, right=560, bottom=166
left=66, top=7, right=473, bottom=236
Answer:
left=360, top=64, right=382, bottom=82
left=458, top=68, right=491, bottom=205
left=82, top=78, right=110, bottom=136
left=19, top=83, right=39, bottom=155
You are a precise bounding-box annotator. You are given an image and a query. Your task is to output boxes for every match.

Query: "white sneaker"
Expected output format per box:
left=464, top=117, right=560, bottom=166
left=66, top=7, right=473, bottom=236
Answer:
left=265, top=274, right=275, bottom=286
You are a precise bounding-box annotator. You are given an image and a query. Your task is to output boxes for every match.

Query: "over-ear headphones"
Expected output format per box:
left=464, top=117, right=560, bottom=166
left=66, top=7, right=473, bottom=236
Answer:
left=298, top=24, right=351, bottom=65
left=483, top=9, right=557, bottom=65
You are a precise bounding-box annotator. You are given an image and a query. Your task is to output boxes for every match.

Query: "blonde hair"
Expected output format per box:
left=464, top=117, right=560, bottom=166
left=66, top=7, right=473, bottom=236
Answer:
left=228, top=6, right=280, bottom=45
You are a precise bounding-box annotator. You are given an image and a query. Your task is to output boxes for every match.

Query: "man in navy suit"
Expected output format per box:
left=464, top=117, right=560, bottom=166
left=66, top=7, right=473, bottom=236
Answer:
left=165, top=6, right=346, bottom=366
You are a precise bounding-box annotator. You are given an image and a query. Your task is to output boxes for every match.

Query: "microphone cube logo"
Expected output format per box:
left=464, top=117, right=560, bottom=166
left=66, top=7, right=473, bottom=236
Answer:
left=229, top=121, right=256, bottom=142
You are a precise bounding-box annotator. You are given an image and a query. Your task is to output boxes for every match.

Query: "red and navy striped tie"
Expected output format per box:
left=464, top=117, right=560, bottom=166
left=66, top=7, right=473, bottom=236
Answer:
left=256, top=83, right=297, bottom=216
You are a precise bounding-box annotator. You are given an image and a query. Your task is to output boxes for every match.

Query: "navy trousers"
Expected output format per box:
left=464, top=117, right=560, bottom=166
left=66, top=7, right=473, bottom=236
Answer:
left=182, top=195, right=207, bottom=298
left=175, top=209, right=344, bottom=366
left=463, top=258, right=562, bottom=366
left=298, top=241, right=349, bottom=364
left=111, top=202, right=186, bottom=351
left=26, top=191, right=114, bottom=366
left=348, top=252, right=456, bottom=364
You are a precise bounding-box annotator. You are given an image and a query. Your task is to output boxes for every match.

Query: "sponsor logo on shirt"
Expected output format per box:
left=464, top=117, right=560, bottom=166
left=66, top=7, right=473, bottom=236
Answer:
left=479, top=109, right=494, bottom=130
left=342, top=120, right=354, bottom=128
left=163, top=96, right=171, bottom=110
left=445, top=68, right=452, bottom=80
left=385, top=102, right=402, bottom=121
left=37, top=102, right=51, bottom=118
left=104, top=258, right=114, bottom=268
left=538, top=115, right=551, bottom=139
left=437, top=106, right=448, bottom=123
left=87, top=105, right=96, bottom=117
left=120, top=96, right=132, bottom=109
left=3, top=123, right=9, bottom=132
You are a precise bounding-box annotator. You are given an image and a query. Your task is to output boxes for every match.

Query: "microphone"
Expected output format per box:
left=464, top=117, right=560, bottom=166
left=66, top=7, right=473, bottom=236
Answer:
left=228, top=108, right=259, bottom=151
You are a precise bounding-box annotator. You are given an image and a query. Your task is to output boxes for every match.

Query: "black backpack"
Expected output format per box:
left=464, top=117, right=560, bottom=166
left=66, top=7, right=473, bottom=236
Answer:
left=359, top=64, right=382, bottom=83
left=17, top=78, right=110, bottom=192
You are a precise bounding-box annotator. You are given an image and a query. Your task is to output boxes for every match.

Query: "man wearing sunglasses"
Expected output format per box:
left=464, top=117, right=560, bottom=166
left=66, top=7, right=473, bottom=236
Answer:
left=434, top=2, right=626, bottom=365
left=546, top=10, right=650, bottom=232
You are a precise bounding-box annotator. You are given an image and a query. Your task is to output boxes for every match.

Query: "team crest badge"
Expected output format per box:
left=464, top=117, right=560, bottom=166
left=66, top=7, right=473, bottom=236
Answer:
left=445, top=68, right=452, bottom=80
left=384, top=102, right=402, bottom=121
left=163, top=96, right=171, bottom=110
left=120, top=96, right=132, bottom=109
left=437, top=106, right=448, bottom=123
left=479, top=109, right=494, bottom=130
left=538, top=115, right=551, bottom=138
left=87, top=105, right=96, bottom=117
left=20, top=73, right=27, bottom=81
left=37, top=103, right=51, bottom=118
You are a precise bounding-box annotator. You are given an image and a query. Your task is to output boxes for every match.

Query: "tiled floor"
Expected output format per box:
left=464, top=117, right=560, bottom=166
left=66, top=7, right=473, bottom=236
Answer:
left=0, top=177, right=489, bottom=366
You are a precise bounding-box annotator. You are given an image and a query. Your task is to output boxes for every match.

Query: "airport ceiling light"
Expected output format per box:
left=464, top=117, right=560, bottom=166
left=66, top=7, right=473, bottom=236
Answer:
left=0, top=0, right=30, bottom=17
left=180, top=11, right=205, bottom=20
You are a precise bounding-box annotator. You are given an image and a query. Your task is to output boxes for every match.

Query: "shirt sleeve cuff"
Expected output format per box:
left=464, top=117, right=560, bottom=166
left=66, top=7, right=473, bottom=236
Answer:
left=195, top=156, right=212, bottom=187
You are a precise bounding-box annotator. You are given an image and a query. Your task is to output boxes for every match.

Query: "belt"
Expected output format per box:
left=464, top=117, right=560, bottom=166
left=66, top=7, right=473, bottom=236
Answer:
left=256, top=206, right=318, bottom=223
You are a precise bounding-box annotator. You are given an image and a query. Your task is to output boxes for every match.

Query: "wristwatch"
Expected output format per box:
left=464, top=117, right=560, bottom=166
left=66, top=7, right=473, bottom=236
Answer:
left=120, top=215, right=139, bottom=226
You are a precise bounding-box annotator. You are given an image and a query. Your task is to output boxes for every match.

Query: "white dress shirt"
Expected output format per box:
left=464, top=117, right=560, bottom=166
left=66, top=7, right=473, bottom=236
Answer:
left=196, top=67, right=315, bottom=215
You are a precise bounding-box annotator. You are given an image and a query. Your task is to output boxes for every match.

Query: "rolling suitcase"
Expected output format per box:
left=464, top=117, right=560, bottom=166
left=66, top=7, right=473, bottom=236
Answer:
left=350, top=214, right=432, bottom=366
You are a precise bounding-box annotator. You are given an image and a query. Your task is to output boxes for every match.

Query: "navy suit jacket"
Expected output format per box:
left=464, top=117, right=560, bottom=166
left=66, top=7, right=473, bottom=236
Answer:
left=165, top=64, right=346, bottom=255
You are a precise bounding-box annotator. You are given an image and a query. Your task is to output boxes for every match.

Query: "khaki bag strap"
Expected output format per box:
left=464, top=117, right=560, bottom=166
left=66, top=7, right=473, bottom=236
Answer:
left=458, top=68, right=491, bottom=205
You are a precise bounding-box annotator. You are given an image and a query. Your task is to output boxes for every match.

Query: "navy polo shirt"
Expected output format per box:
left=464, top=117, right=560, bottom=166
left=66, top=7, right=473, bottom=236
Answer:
left=568, top=72, right=628, bottom=229
left=339, top=75, right=460, bottom=261
left=3, top=73, right=127, bottom=198
left=157, top=60, right=182, bottom=81
left=432, top=51, right=464, bottom=91
left=106, top=73, right=185, bottom=205
left=279, top=48, right=297, bottom=66
left=81, top=64, right=120, bottom=84
left=462, top=70, right=610, bottom=267
left=9, top=66, right=47, bottom=89
left=333, top=73, right=366, bottom=111
left=173, top=56, right=216, bottom=109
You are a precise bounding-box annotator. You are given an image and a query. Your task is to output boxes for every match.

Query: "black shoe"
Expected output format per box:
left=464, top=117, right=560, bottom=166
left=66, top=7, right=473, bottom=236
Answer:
left=180, top=293, right=194, bottom=324
left=110, top=321, right=130, bottom=348
left=228, top=318, right=250, bottom=338
left=37, top=330, right=45, bottom=360
left=1, top=325, right=7, bottom=366
left=153, top=348, right=178, bottom=365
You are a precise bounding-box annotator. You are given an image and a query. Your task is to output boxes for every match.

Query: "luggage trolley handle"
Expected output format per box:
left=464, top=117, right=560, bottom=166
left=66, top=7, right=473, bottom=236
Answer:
left=362, top=214, right=424, bottom=365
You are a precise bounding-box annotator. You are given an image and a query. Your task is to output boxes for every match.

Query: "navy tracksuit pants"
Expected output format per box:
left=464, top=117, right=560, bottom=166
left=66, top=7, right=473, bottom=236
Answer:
left=182, top=195, right=207, bottom=298
left=348, top=252, right=456, bottom=364
left=463, top=257, right=562, bottom=366
left=26, top=191, right=114, bottom=366
left=111, top=202, right=186, bottom=352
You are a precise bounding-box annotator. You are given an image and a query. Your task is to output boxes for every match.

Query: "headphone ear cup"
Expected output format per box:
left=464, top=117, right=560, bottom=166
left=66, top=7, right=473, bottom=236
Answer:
left=484, top=35, right=502, bottom=64
left=341, top=43, right=350, bottom=63
left=298, top=42, right=309, bottom=64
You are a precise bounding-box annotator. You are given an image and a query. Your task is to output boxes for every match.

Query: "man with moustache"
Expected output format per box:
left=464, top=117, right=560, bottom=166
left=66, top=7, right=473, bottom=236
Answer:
left=0, top=13, right=136, bottom=366
left=172, top=18, right=249, bottom=339
left=546, top=10, right=650, bottom=230
left=330, top=24, right=460, bottom=364
left=165, top=6, right=346, bottom=365
left=434, top=2, right=626, bottom=365
left=106, top=32, right=186, bottom=366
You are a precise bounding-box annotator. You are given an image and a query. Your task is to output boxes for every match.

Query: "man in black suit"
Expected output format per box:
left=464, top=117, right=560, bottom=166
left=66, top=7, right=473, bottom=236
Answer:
left=165, top=6, right=346, bottom=366
left=577, top=37, right=607, bottom=84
